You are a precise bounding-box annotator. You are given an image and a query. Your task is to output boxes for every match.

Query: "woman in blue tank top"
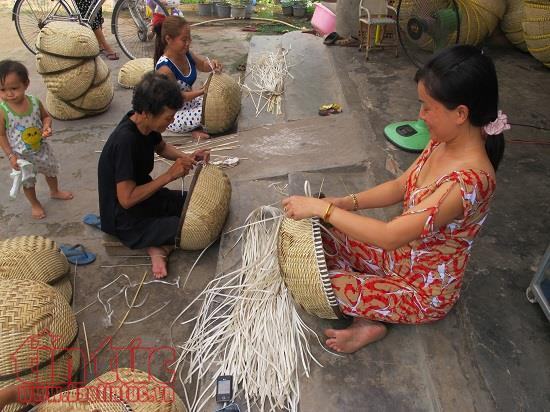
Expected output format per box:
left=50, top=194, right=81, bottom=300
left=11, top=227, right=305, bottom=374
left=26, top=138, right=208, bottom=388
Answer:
left=154, top=16, right=223, bottom=139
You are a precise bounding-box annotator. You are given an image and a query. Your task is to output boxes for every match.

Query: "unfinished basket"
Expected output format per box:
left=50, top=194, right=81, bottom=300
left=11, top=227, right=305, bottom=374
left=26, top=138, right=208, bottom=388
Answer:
left=277, top=217, right=343, bottom=319
left=36, top=52, right=85, bottom=75
left=38, top=368, right=186, bottom=411
left=177, top=163, right=231, bottom=251
left=201, top=72, right=241, bottom=134
left=502, top=0, right=528, bottom=51
left=46, top=91, right=86, bottom=120
left=523, top=1, right=550, bottom=68
left=0, top=279, right=80, bottom=412
left=42, top=58, right=97, bottom=101
left=118, top=58, right=154, bottom=89
left=36, top=21, right=100, bottom=58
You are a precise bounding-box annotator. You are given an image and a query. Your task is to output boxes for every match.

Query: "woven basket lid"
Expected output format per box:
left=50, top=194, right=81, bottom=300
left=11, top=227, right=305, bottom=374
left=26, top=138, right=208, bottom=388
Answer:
left=0, top=279, right=80, bottom=411
left=177, top=163, right=231, bottom=251
left=42, top=59, right=96, bottom=101
left=46, top=92, right=86, bottom=121
left=36, top=21, right=100, bottom=58
left=68, top=74, right=114, bottom=113
left=118, top=58, right=154, bottom=89
left=36, top=52, right=85, bottom=75
left=93, top=56, right=111, bottom=86
left=277, top=217, right=343, bottom=319
left=201, top=73, right=241, bottom=134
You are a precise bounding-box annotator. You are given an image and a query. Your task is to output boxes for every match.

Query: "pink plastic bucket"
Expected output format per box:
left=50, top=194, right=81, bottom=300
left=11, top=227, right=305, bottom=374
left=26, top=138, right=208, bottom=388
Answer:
left=311, top=3, right=336, bottom=36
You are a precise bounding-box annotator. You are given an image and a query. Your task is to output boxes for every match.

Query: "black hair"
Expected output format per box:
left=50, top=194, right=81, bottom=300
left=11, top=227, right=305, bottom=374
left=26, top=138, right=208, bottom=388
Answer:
left=415, top=45, right=505, bottom=171
left=153, top=16, right=189, bottom=65
left=0, top=60, right=29, bottom=85
left=132, top=72, right=183, bottom=116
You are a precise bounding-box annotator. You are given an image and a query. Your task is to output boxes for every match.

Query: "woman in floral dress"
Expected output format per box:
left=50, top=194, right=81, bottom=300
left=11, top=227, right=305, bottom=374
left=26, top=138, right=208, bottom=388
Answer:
left=282, top=45, right=508, bottom=353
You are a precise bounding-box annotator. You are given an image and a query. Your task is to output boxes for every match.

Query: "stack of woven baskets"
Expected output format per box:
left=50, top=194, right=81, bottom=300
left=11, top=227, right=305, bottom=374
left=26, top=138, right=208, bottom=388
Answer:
left=0, top=278, right=80, bottom=412
left=35, top=21, right=114, bottom=120
left=523, top=1, right=550, bottom=68
left=37, top=368, right=186, bottom=411
left=0, top=235, right=73, bottom=303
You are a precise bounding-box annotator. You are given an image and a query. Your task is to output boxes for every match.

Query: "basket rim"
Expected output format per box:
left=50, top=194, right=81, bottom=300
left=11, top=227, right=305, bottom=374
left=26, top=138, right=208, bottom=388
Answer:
left=176, top=162, right=204, bottom=247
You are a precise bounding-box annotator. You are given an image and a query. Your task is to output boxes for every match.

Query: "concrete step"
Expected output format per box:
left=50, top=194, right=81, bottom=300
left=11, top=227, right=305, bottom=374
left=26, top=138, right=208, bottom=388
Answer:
left=238, top=31, right=347, bottom=131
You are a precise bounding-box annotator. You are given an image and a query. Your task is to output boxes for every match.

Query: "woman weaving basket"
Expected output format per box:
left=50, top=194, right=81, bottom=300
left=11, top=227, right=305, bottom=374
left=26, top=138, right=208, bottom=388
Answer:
left=282, top=46, right=507, bottom=353
left=154, top=16, right=223, bottom=140
left=98, top=72, right=209, bottom=279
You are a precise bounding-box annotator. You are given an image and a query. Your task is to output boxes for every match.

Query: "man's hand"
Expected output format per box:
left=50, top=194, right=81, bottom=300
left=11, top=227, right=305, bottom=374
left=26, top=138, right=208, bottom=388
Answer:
left=167, top=156, right=196, bottom=181
left=191, top=149, right=210, bottom=163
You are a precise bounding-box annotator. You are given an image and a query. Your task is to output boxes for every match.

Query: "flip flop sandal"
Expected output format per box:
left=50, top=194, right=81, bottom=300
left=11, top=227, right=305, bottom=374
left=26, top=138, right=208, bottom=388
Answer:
left=83, top=213, right=101, bottom=230
left=60, top=244, right=96, bottom=265
left=324, top=32, right=343, bottom=46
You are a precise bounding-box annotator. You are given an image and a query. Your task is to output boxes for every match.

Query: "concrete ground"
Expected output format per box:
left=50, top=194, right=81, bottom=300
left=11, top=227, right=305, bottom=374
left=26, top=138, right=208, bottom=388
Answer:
left=1, top=4, right=549, bottom=412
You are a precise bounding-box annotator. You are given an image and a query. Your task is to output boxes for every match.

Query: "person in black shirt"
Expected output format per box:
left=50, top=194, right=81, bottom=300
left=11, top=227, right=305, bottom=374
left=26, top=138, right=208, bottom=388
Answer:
left=98, top=72, right=209, bottom=279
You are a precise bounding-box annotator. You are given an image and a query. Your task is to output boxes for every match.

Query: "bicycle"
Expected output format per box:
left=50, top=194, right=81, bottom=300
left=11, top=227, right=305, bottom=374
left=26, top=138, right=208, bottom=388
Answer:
left=12, top=0, right=170, bottom=59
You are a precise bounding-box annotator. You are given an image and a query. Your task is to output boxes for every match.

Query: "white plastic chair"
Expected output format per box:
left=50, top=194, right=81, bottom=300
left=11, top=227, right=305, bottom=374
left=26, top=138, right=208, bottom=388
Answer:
left=359, top=0, right=399, bottom=59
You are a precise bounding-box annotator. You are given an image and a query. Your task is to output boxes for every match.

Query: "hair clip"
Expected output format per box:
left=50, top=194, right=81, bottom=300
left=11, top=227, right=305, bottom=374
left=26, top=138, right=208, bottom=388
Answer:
left=483, top=110, right=511, bottom=135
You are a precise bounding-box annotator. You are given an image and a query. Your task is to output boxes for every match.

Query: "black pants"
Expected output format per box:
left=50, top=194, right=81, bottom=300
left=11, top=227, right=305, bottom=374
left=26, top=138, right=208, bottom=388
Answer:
left=115, top=188, right=186, bottom=249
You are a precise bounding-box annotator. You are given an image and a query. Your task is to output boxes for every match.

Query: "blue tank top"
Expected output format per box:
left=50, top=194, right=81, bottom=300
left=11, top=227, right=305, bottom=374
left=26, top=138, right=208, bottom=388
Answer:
left=155, top=52, right=197, bottom=90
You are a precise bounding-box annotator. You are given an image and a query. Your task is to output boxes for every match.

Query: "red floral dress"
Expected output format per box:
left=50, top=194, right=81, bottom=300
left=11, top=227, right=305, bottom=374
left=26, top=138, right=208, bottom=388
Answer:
left=323, top=141, right=496, bottom=324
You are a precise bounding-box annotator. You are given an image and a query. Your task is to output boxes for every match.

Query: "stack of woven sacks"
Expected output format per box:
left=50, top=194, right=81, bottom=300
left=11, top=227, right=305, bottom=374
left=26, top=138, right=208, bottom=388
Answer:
left=0, top=235, right=73, bottom=303
left=523, top=1, right=550, bottom=68
left=35, top=21, right=114, bottom=120
left=0, top=277, right=79, bottom=412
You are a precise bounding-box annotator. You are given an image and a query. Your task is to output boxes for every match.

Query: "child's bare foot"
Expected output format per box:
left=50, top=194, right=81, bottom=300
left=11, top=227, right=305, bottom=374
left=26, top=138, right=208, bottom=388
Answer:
left=50, top=190, right=73, bottom=200
left=147, top=246, right=170, bottom=279
left=192, top=130, right=210, bottom=140
left=31, top=204, right=46, bottom=219
left=324, top=318, right=387, bottom=353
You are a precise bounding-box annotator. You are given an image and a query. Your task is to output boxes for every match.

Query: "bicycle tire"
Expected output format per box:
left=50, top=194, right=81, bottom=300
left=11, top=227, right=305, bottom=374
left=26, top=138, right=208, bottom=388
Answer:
left=112, top=0, right=167, bottom=60
left=13, top=0, right=72, bottom=54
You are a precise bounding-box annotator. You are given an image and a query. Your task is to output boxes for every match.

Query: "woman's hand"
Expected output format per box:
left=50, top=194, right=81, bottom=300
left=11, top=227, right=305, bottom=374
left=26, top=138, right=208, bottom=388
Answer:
left=209, top=59, right=223, bottom=73
left=281, top=196, right=328, bottom=221
left=324, top=196, right=353, bottom=211
left=191, top=148, right=210, bottom=163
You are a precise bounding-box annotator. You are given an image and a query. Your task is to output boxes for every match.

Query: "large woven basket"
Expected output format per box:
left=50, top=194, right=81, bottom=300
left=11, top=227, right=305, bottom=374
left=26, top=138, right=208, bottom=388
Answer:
left=46, top=91, right=86, bottom=120
left=36, top=52, right=85, bottom=75
left=37, top=368, right=186, bottom=411
left=0, top=279, right=80, bottom=412
left=277, top=217, right=343, bottom=319
left=36, top=21, right=100, bottom=58
left=455, top=0, right=506, bottom=45
left=523, top=1, right=550, bottom=68
left=93, top=56, right=110, bottom=86
left=42, top=58, right=97, bottom=101
left=177, top=163, right=231, bottom=251
left=201, top=73, right=241, bottom=134
left=0, top=235, right=72, bottom=303
left=118, top=58, right=154, bottom=89
left=501, top=0, right=528, bottom=51
left=68, top=75, right=114, bottom=114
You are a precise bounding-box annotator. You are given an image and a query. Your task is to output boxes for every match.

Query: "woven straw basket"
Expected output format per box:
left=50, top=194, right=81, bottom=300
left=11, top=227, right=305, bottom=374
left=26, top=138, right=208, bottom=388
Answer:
left=37, top=368, right=186, bottom=411
left=201, top=73, right=241, bottom=134
left=36, top=21, right=100, bottom=58
left=277, top=217, right=343, bottom=319
left=42, top=58, right=97, bottom=101
left=501, top=0, right=528, bottom=51
left=0, top=279, right=80, bottom=412
left=93, top=56, right=111, bottom=86
left=36, top=52, right=85, bottom=75
left=177, top=163, right=231, bottom=251
left=523, top=1, right=550, bottom=68
left=0, top=235, right=72, bottom=303
left=68, top=75, right=114, bottom=114
left=456, top=0, right=506, bottom=45
left=118, top=58, right=154, bottom=89
left=46, top=91, right=86, bottom=120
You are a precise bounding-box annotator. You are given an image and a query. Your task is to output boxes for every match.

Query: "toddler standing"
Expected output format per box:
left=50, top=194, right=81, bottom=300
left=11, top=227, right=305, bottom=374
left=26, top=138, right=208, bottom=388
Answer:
left=0, top=60, right=72, bottom=219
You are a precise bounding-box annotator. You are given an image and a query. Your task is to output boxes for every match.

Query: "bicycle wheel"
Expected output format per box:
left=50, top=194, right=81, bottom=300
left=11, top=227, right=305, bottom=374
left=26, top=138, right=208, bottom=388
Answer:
left=112, top=0, right=167, bottom=59
left=13, top=0, right=72, bottom=54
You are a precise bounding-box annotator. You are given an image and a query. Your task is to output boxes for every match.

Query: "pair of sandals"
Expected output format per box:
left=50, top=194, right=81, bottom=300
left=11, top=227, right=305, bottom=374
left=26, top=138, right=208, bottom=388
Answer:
left=323, top=32, right=360, bottom=47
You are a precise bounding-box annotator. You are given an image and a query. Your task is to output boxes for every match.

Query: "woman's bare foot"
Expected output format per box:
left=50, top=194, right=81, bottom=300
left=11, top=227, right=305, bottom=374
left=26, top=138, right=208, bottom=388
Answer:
left=324, top=318, right=387, bottom=353
left=147, top=246, right=171, bottom=279
left=31, top=203, right=46, bottom=219
left=50, top=190, right=73, bottom=200
left=192, top=130, right=210, bottom=140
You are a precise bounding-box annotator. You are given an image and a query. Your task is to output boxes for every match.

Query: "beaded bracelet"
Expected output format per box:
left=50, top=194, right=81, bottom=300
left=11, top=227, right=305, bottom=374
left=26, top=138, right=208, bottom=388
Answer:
left=349, top=193, right=359, bottom=211
left=323, top=203, right=335, bottom=222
